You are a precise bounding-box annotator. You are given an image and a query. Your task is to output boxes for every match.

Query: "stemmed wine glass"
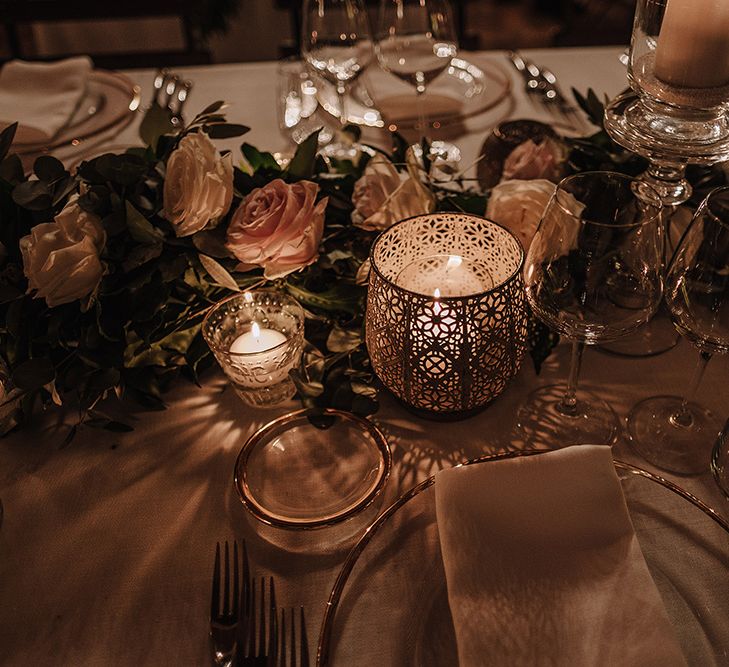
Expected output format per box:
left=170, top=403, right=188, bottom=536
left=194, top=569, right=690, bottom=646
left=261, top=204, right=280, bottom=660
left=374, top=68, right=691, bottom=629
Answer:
left=519, top=172, right=664, bottom=447
left=375, top=0, right=460, bottom=163
left=628, top=186, right=729, bottom=475
left=301, top=0, right=374, bottom=159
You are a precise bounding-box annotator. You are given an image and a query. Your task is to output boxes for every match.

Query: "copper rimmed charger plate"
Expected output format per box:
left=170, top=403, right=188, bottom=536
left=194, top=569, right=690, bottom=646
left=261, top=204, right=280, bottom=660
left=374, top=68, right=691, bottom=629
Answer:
left=317, top=450, right=729, bottom=666
left=13, top=69, right=141, bottom=156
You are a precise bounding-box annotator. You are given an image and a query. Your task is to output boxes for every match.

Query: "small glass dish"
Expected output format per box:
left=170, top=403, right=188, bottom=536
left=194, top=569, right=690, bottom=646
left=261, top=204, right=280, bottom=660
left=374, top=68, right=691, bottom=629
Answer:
left=234, top=408, right=392, bottom=530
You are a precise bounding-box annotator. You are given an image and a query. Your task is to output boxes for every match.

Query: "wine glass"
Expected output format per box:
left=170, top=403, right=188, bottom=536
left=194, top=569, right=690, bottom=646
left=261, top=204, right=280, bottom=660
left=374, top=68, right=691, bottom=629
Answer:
left=519, top=172, right=664, bottom=447
left=628, top=186, right=729, bottom=475
left=301, top=0, right=374, bottom=160
left=375, top=0, right=460, bottom=164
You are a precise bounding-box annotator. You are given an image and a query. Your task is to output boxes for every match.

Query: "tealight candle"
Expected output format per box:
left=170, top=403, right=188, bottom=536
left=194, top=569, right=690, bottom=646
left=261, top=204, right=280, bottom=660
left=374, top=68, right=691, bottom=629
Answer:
left=654, top=0, right=729, bottom=89
left=230, top=322, right=286, bottom=355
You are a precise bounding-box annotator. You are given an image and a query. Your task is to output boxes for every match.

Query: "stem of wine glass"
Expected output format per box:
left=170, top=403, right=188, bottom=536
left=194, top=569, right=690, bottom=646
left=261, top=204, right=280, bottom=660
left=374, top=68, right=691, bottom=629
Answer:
left=415, top=82, right=427, bottom=141
left=670, top=350, right=713, bottom=428
left=556, top=341, right=585, bottom=417
left=337, top=83, right=348, bottom=128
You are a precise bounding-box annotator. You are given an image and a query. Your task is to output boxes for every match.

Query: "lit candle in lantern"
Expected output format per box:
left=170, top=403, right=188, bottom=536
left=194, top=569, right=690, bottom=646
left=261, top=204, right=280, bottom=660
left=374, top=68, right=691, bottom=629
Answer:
left=397, top=254, right=492, bottom=297
left=654, top=0, right=729, bottom=89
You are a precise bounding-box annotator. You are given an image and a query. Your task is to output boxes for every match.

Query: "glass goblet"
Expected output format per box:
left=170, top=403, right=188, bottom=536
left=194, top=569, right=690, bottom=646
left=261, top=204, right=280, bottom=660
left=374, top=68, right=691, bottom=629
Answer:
left=628, top=186, right=729, bottom=475
left=301, top=0, right=373, bottom=160
left=519, top=172, right=663, bottom=448
left=375, top=0, right=460, bottom=164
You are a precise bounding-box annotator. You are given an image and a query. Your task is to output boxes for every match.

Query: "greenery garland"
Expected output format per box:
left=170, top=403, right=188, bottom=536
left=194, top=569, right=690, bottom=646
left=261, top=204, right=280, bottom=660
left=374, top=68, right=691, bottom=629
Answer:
left=0, top=91, right=723, bottom=440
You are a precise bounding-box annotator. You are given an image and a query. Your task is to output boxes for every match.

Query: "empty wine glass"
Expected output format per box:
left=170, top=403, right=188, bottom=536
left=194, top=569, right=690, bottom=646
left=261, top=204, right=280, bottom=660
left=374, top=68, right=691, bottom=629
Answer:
left=519, top=172, right=663, bottom=447
left=301, top=0, right=373, bottom=160
left=628, top=186, right=729, bottom=475
left=375, top=0, right=460, bottom=163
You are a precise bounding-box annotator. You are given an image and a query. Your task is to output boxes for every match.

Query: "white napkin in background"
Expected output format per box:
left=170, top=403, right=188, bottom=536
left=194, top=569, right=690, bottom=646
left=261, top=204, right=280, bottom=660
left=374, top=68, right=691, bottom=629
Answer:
left=0, top=56, right=93, bottom=144
left=435, top=445, right=687, bottom=667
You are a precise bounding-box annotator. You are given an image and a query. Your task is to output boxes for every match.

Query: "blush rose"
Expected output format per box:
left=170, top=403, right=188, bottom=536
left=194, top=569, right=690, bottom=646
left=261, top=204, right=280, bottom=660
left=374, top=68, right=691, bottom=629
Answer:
left=226, top=179, right=327, bottom=279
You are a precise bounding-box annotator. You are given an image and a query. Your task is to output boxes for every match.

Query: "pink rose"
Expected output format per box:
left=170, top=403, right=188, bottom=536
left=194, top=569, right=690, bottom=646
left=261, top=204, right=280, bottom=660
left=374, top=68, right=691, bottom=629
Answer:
left=163, top=132, right=233, bottom=237
left=226, top=179, right=327, bottom=279
left=20, top=196, right=106, bottom=308
left=352, top=154, right=434, bottom=231
left=486, top=179, right=556, bottom=251
left=501, top=137, right=566, bottom=183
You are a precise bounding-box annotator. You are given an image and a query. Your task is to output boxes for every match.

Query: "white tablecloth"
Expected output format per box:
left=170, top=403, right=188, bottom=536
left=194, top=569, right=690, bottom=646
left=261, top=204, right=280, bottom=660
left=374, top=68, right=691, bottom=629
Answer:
left=1, top=47, right=728, bottom=666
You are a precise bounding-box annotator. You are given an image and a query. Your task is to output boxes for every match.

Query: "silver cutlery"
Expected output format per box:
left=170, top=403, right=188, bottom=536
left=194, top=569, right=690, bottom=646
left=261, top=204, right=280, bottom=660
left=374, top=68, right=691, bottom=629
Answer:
left=239, top=576, right=277, bottom=666
left=152, top=68, right=193, bottom=126
left=507, top=50, right=586, bottom=130
left=277, top=607, right=309, bottom=667
left=210, top=540, right=246, bottom=667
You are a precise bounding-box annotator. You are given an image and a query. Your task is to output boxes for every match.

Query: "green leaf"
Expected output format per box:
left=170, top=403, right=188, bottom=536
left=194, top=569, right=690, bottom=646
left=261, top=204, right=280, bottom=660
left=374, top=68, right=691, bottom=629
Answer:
left=241, top=143, right=281, bottom=172
left=286, top=129, right=321, bottom=180
left=197, top=253, right=240, bottom=291
left=125, top=201, right=164, bottom=244
left=326, top=325, right=361, bottom=353
left=0, top=154, right=24, bottom=185
left=33, top=155, right=66, bottom=182
left=198, top=100, right=226, bottom=116
left=12, top=358, right=55, bottom=391
left=289, top=368, right=324, bottom=398
left=0, top=122, right=17, bottom=163
left=139, top=102, right=175, bottom=151
left=122, top=242, right=163, bottom=272
left=12, top=180, right=53, bottom=210
left=204, top=123, right=250, bottom=139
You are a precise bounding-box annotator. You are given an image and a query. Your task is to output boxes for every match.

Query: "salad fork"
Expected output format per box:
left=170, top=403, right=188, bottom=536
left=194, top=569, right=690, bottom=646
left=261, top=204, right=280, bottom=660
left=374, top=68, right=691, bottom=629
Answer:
left=239, top=576, right=277, bottom=666
left=210, top=541, right=246, bottom=667
left=277, top=607, right=309, bottom=667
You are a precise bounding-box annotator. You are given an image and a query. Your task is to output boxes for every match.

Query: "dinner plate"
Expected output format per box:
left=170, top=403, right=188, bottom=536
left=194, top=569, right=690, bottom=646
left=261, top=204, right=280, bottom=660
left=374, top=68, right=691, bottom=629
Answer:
left=317, top=56, right=511, bottom=130
left=317, top=451, right=729, bottom=666
left=13, top=69, right=141, bottom=155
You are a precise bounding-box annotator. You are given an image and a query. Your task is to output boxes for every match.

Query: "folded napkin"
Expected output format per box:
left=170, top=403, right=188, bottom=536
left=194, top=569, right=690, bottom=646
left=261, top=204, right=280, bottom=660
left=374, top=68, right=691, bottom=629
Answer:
left=435, top=445, right=686, bottom=667
left=0, top=56, right=92, bottom=144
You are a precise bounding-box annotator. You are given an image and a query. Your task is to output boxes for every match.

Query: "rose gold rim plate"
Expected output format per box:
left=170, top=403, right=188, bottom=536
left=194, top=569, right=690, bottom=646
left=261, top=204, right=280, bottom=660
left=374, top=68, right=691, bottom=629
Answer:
left=316, top=449, right=729, bottom=666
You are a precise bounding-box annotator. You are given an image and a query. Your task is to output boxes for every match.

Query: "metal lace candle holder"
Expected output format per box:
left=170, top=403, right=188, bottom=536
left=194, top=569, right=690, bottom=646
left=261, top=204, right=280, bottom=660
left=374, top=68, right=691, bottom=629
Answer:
left=604, top=0, right=729, bottom=205
left=366, top=213, right=527, bottom=419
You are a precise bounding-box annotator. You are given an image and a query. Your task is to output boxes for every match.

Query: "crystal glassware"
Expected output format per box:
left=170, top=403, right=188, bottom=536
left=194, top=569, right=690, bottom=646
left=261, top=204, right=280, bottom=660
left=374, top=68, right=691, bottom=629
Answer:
left=375, top=0, right=460, bottom=163
left=604, top=0, right=729, bottom=205
left=519, top=172, right=663, bottom=447
left=301, top=0, right=373, bottom=160
left=713, top=419, right=729, bottom=499
left=628, top=186, right=729, bottom=475
left=276, top=58, right=334, bottom=148
left=202, top=291, right=305, bottom=408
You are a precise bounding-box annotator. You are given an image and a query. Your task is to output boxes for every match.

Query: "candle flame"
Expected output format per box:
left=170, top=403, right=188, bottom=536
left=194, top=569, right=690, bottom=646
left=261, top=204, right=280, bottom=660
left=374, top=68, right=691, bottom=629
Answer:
left=433, top=288, right=441, bottom=316
left=251, top=321, right=260, bottom=338
left=434, top=288, right=441, bottom=299
left=243, top=291, right=253, bottom=302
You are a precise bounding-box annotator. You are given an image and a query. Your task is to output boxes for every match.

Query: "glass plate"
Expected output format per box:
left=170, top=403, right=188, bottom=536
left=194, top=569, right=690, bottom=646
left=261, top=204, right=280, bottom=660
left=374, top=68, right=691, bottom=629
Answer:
left=317, top=451, right=729, bottom=666
left=234, top=409, right=391, bottom=530
left=14, top=70, right=141, bottom=155
left=317, top=56, right=511, bottom=130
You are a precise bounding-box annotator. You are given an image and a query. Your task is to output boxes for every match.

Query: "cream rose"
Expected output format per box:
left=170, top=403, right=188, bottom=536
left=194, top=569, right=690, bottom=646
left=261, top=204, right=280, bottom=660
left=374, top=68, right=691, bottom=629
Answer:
left=20, top=196, right=106, bottom=308
left=502, top=137, right=567, bottom=183
left=226, top=179, right=327, bottom=279
left=352, top=153, right=435, bottom=231
left=486, top=179, right=557, bottom=251
left=163, top=131, right=233, bottom=237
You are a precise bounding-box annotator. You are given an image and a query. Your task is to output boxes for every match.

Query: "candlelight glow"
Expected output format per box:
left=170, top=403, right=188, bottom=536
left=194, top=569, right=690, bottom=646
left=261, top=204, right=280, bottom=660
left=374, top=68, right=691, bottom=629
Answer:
left=447, top=255, right=463, bottom=269
left=251, top=321, right=261, bottom=338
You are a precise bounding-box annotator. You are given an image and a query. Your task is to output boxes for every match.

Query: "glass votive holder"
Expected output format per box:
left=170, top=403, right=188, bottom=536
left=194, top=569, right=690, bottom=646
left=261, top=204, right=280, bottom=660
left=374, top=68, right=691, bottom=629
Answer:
left=202, top=291, right=305, bottom=407
left=366, top=213, right=528, bottom=419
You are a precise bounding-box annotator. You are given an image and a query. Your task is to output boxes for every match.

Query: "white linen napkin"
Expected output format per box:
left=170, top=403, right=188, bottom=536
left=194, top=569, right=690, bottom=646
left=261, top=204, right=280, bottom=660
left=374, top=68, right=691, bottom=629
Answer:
left=435, top=445, right=687, bottom=667
left=0, top=56, right=93, bottom=144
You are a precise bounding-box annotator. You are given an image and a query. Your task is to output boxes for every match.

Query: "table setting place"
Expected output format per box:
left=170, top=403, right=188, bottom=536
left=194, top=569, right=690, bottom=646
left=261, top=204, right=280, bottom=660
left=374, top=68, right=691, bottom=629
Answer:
left=0, top=0, right=728, bottom=666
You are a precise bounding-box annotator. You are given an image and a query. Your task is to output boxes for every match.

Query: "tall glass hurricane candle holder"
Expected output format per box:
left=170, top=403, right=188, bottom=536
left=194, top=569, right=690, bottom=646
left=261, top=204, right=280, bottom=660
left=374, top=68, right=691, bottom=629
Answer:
left=604, top=0, right=729, bottom=205
left=203, top=291, right=305, bottom=407
left=366, top=213, right=528, bottom=419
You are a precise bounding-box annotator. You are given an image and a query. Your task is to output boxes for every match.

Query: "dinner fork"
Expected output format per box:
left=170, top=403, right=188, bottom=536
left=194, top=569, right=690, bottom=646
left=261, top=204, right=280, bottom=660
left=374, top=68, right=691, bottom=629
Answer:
left=239, top=576, right=277, bottom=666
left=277, top=607, right=309, bottom=667
left=152, top=68, right=193, bottom=126
left=210, top=540, right=247, bottom=667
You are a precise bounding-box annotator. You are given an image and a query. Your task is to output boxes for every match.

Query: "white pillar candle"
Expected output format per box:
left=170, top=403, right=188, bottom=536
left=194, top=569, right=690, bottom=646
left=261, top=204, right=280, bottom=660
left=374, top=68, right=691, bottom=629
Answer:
left=397, top=255, right=491, bottom=297
left=654, top=0, right=729, bottom=88
left=229, top=322, right=290, bottom=387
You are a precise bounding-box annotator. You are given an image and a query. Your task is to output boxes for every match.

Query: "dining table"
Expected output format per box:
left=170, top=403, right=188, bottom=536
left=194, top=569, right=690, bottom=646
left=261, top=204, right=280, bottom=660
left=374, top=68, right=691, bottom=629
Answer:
left=0, top=45, right=728, bottom=667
